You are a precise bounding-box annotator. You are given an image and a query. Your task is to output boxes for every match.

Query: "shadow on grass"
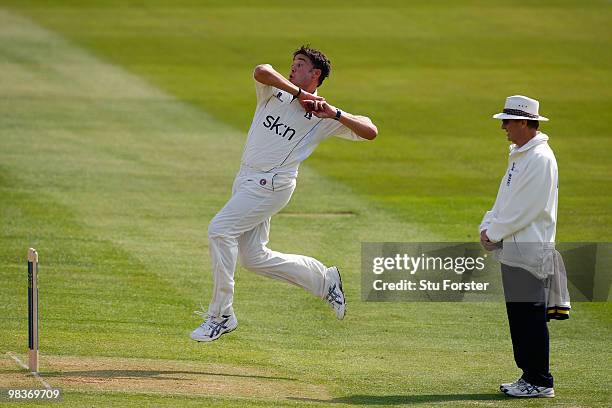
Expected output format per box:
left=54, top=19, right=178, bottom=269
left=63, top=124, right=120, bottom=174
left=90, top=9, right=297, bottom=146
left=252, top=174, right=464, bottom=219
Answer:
left=290, top=393, right=506, bottom=405
left=44, top=369, right=295, bottom=382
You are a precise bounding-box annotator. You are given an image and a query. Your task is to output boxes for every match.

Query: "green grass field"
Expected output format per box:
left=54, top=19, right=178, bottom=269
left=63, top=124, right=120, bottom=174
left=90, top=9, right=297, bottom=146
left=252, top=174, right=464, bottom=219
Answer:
left=1, top=1, right=611, bottom=407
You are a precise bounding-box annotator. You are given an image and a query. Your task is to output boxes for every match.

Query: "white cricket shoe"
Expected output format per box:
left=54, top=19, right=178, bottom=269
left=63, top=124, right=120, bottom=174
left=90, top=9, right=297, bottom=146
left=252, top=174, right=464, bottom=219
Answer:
left=190, top=313, right=238, bottom=342
left=324, top=266, right=346, bottom=320
left=499, top=377, right=522, bottom=392
left=503, top=378, right=555, bottom=398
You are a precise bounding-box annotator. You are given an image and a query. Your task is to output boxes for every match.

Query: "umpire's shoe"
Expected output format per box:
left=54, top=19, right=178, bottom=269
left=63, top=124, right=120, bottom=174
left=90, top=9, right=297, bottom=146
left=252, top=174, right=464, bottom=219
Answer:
left=324, top=266, right=346, bottom=320
left=191, top=313, right=238, bottom=342
left=503, top=379, right=555, bottom=398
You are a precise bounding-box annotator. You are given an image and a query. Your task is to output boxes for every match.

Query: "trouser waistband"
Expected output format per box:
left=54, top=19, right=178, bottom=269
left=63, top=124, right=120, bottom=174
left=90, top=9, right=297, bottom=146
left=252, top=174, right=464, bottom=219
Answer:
left=238, top=164, right=297, bottom=179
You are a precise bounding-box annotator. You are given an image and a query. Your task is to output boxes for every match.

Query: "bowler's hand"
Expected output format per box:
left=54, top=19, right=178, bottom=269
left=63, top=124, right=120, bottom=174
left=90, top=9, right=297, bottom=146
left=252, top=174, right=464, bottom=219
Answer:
left=480, top=229, right=501, bottom=251
left=302, top=101, right=337, bottom=118
left=312, top=101, right=337, bottom=119
left=298, top=91, right=324, bottom=112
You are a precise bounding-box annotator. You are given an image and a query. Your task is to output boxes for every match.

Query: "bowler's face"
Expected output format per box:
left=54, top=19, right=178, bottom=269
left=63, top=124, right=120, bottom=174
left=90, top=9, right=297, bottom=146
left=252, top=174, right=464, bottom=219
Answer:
left=289, top=55, right=318, bottom=88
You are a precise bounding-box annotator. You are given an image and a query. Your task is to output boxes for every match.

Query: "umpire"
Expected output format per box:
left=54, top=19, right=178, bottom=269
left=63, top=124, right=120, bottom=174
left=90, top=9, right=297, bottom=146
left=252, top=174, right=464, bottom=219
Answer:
left=480, top=95, right=558, bottom=398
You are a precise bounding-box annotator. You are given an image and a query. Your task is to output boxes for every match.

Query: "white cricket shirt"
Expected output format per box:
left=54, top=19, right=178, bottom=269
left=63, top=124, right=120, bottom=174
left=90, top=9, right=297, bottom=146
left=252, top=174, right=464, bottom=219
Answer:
left=240, top=78, right=368, bottom=177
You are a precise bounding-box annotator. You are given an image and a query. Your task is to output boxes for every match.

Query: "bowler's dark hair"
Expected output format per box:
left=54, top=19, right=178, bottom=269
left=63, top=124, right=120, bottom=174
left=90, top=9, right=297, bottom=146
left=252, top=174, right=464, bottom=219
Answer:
left=293, top=45, right=331, bottom=87
left=527, top=120, right=540, bottom=129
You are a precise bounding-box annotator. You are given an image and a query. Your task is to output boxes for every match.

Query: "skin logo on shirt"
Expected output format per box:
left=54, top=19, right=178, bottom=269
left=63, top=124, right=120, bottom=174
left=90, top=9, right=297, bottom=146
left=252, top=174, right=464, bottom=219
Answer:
left=263, top=115, right=296, bottom=140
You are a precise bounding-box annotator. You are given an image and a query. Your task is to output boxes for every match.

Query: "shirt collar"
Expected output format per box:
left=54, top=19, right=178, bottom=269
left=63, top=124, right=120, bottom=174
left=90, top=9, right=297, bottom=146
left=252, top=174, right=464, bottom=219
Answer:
left=509, top=132, right=549, bottom=155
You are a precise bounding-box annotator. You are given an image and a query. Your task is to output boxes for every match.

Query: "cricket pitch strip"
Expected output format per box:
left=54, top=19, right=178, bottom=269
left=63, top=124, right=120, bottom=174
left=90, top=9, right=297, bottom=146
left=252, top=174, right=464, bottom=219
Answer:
left=1, top=353, right=330, bottom=401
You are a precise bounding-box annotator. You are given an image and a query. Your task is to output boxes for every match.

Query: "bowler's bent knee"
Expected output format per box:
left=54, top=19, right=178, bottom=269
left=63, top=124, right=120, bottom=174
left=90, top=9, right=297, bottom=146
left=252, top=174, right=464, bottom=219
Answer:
left=208, top=215, right=231, bottom=240
left=238, top=247, right=270, bottom=271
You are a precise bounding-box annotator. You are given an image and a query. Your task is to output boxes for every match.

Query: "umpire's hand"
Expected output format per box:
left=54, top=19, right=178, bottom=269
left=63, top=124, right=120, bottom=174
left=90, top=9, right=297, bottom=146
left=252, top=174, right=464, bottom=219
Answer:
left=480, top=229, right=502, bottom=251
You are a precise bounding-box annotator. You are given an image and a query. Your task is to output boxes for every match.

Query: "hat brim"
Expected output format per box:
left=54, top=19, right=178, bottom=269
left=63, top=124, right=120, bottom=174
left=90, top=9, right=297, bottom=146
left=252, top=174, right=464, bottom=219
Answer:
left=493, top=113, right=549, bottom=121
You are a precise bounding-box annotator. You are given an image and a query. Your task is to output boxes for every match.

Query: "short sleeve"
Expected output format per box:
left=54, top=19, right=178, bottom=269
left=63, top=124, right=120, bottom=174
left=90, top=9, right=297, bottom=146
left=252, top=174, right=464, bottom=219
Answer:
left=254, top=76, right=276, bottom=105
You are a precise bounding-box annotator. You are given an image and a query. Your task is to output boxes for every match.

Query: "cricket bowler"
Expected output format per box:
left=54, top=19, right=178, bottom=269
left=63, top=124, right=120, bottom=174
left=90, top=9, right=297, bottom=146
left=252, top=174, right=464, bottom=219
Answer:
left=191, top=46, right=378, bottom=342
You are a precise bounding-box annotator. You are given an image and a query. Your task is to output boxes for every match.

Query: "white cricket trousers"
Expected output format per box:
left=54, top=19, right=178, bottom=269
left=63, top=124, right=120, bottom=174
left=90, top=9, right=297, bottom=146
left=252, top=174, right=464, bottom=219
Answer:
left=207, top=167, right=328, bottom=317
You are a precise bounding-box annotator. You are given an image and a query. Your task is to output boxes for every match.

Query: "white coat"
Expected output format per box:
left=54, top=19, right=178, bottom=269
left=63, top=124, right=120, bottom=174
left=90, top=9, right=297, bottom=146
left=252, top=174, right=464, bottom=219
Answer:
left=480, top=132, right=559, bottom=278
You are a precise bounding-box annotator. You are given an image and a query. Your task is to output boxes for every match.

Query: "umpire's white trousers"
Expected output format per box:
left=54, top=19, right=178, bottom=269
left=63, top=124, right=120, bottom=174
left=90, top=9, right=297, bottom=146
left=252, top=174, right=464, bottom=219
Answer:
left=207, top=167, right=328, bottom=317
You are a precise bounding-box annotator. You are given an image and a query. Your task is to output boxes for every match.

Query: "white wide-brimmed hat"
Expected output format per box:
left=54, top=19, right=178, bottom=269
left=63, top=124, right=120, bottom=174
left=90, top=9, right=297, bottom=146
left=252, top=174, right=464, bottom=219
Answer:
left=492, top=95, right=549, bottom=121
